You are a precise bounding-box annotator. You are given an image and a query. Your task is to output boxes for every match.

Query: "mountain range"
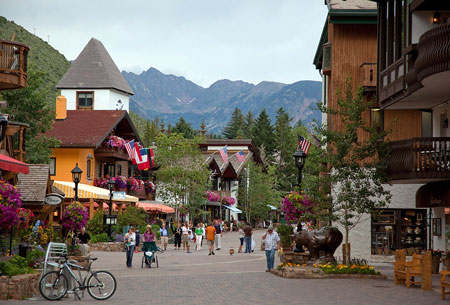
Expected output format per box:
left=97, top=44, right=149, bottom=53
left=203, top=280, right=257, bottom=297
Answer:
left=123, top=68, right=322, bottom=133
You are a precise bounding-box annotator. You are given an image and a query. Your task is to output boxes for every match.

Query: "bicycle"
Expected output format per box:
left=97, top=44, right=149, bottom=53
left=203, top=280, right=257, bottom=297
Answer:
left=39, top=255, right=116, bottom=301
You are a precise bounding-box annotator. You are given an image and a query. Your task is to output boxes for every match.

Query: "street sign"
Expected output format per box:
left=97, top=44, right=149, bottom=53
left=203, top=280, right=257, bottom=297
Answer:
left=112, top=191, right=126, bottom=199
left=44, top=193, right=64, bottom=205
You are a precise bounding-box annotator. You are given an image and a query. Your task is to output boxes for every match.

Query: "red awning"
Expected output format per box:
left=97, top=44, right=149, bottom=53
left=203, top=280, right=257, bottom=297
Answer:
left=0, top=154, right=29, bottom=174
left=137, top=202, right=175, bottom=214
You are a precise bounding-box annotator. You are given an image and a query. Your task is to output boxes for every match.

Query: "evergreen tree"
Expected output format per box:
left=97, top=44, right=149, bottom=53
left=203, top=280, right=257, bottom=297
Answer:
left=1, top=67, right=60, bottom=163
left=222, top=108, right=245, bottom=139
left=251, top=109, right=275, bottom=160
left=173, top=117, right=196, bottom=139
left=273, top=107, right=297, bottom=192
left=243, top=111, right=254, bottom=138
left=142, top=117, right=160, bottom=147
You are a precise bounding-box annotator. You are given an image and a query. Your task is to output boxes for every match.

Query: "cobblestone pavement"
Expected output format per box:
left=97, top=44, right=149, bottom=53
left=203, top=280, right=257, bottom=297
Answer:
left=9, top=230, right=448, bottom=305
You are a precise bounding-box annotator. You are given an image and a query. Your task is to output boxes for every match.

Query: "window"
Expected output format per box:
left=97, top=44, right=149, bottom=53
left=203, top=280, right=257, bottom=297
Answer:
left=117, top=164, right=122, bottom=176
left=371, top=108, right=384, bottom=132
left=77, top=92, right=94, bottom=109
left=86, top=157, right=93, bottom=179
left=50, top=158, right=56, bottom=176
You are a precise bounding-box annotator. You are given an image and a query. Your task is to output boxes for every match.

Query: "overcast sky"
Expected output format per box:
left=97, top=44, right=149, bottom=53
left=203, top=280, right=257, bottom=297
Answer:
left=2, top=0, right=327, bottom=87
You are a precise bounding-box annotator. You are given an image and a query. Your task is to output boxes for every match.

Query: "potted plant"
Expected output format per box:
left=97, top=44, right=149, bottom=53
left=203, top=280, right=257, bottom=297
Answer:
left=444, top=251, right=450, bottom=271
left=277, top=224, right=294, bottom=252
left=431, top=249, right=443, bottom=274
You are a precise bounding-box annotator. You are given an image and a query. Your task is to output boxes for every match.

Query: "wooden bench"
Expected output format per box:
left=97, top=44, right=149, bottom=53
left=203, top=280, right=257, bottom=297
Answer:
left=441, top=270, right=450, bottom=299
left=394, top=249, right=432, bottom=290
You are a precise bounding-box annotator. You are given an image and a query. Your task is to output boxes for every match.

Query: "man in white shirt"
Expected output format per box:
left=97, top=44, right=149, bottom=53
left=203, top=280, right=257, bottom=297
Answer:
left=261, top=225, right=280, bottom=272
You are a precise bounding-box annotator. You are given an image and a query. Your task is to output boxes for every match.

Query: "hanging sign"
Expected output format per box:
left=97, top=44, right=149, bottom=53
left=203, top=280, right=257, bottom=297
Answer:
left=112, top=191, right=126, bottom=199
left=44, top=193, right=64, bottom=205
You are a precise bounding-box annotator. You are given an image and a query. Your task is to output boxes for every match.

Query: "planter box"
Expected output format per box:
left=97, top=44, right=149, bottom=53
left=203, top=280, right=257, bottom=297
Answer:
left=0, top=273, right=39, bottom=300
left=90, top=242, right=124, bottom=252
left=280, top=252, right=311, bottom=265
left=271, top=266, right=387, bottom=280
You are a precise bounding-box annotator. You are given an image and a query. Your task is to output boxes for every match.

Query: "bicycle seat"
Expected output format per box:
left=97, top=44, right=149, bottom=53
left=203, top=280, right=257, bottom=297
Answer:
left=87, top=257, right=98, bottom=261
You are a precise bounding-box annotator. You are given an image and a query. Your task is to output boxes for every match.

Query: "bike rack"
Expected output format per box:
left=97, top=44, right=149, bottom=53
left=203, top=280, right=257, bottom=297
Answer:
left=42, top=242, right=68, bottom=277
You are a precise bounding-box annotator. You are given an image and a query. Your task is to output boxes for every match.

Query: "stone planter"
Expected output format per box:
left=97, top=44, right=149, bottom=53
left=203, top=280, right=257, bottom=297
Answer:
left=443, top=257, right=450, bottom=271
left=280, top=252, right=310, bottom=265
left=271, top=267, right=387, bottom=280
left=0, top=273, right=39, bottom=300
left=90, top=242, right=124, bottom=252
left=432, top=256, right=441, bottom=274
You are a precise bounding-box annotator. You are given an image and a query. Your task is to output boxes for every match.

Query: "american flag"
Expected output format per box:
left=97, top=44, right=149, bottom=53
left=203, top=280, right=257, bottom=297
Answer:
left=124, top=140, right=135, bottom=163
left=235, top=150, right=245, bottom=162
left=298, top=135, right=311, bottom=155
left=219, top=145, right=228, bottom=163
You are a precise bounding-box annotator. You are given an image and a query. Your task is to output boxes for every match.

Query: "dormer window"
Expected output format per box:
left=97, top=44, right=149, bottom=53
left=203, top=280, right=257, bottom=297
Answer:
left=77, top=91, right=94, bottom=109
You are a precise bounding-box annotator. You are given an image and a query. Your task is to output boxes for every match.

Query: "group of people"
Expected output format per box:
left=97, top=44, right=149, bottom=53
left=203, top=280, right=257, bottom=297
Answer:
left=122, top=219, right=281, bottom=272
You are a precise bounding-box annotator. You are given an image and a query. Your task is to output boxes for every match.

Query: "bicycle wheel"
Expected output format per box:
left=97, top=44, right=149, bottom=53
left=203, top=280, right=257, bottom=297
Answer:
left=87, top=271, right=117, bottom=300
left=39, top=271, right=68, bottom=301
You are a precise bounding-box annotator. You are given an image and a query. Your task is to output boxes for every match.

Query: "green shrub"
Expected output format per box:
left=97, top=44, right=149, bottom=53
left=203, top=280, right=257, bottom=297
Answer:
left=0, top=255, right=34, bottom=276
left=87, top=211, right=107, bottom=235
left=152, top=225, right=161, bottom=240
left=276, top=224, right=294, bottom=248
left=91, top=233, right=109, bottom=243
left=26, top=248, right=45, bottom=269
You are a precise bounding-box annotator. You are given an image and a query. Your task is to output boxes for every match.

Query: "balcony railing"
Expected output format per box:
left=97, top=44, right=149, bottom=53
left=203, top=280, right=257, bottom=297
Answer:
left=0, top=40, right=29, bottom=90
left=388, top=137, right=450, bottom=181
left=415, top=23, right=450, bottom=83
left=360, top=63, right=377, bottom=89
left=94, top=146, right=128, bottom=160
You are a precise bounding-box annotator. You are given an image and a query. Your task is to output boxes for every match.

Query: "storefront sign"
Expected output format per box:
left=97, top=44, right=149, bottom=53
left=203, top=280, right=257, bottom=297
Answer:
left=112, top=191, right=125, bottom=199
left=44, top=194, right=64, bottom=205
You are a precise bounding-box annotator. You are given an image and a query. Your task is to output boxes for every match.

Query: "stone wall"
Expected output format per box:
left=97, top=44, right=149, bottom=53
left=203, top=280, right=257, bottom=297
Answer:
left=90, top=242, right=124, bottom=252
left=0, top=273, right=39, bottom=300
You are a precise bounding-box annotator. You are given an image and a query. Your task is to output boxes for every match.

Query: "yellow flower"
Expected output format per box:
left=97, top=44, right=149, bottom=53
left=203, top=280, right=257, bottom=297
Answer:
left=302, top=264, right=306, bottom=267
left=369, top=266, right=374, bottom=270
left=313, top=264, right=317, bottom=268
left=296, top=264, right=301, bottom=267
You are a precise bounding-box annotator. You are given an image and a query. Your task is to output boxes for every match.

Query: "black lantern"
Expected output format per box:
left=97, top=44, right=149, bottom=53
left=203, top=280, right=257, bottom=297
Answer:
left=71, top=163, right=83, bottom=201
left=107, top=179, right=115, bottom=238
left=293, top=148, right=307, bottom=186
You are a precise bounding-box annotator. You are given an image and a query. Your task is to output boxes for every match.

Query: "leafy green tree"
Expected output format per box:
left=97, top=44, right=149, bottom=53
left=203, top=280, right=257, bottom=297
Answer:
left=1, top=67, right=60, bottom=163
left=251, top=109, right=275, bottom=161
left=273, top=107, right=297, bottom=192
left=114, top=206, right=147, bottom=232
left=316, top=78, right=391, bottom=264
left=155, top=133, right=211, bottom=221
left=222, top=108, right=245, bottom=139
left=173, top=117, right=196, bottom=139
left=238, top=162, right=279, bottom=224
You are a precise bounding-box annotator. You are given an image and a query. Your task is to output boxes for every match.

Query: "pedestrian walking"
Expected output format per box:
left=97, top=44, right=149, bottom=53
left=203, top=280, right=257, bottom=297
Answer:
left=243, top=223, right=252, bottom=253
left=135, top=230, right=141, bottom=253
left=238, top=224, right=245, bottom=253
left=261, top=225, right=280, bottom=272
left=195, top=223, right=203, bottom=251
left=214, top=219, right=222, bottom=250
left=124, top=227, right=136, bottom=268
left=160, top=223, right=169, bottom=251
left=182, top=222, right=191, bottom=253
left=205, top=222, right=216, bottom=255
left=143, top=225, right=155, bottom=242
left=201, top=222, right=206, bottom=246
left=174, top=221, right=182, bottom=250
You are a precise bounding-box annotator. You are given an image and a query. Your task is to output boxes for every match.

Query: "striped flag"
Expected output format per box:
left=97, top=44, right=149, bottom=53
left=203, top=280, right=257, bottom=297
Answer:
left=219, top=145, right=228, bottom=163
left=137, top=148, right=150, bottom=170
left=124, top=140, right=135, bottom=163
left=133, top=142, right=142, bottom=164
left=298, top=135, right=311, bottom=155
left=235, top=150, right=245, bottom=162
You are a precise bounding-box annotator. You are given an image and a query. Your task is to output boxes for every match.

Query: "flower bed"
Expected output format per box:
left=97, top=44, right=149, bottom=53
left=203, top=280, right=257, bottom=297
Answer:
left=272, top=264, right=386, bottom=280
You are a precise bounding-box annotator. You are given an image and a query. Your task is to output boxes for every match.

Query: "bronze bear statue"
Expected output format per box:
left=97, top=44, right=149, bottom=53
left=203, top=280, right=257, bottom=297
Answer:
left=294, top=226, right=343, bottom=260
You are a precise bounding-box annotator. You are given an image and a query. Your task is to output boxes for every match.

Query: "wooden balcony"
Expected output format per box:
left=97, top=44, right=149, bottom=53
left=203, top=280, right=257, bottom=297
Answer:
left=378, top=58, right=405, bottom=108
left=388, top=137, right=450, bottom=183
left=94, top=146, right=128, bottom=160
left=415, top=23, right=450, bottom=84
left=0, top=40, right=29, bottom=90
left=360, top=62, right=377, bottom=91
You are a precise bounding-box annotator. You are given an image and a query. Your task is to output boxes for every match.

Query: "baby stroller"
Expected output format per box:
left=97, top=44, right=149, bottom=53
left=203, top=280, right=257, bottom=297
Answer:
left=141, top=241, right=159, bottom=268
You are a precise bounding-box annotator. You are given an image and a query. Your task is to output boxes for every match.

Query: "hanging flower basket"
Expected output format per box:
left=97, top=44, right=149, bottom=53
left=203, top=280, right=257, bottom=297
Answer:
left=222, top=197, right=236, bottom=206
left=16, top=208, right=34, bottom=229
left=113, top=176, right=127, bottom=189
left=206, top=191, right=220, bottom=202
left=144, top=181, right=156, bottom=193
left=0, top=180, right=23, bottom=229
left=281, top=191, right=316, bottom=224
left=61, top=202, right=89, bottom=232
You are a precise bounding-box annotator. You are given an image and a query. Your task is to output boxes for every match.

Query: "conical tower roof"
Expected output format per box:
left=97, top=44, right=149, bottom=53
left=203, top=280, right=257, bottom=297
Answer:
left=56, top=38, right=133, bottom=95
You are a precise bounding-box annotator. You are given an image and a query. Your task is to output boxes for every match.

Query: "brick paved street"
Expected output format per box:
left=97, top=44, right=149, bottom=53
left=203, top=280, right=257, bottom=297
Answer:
left=7, top=230, right=448, bottom=305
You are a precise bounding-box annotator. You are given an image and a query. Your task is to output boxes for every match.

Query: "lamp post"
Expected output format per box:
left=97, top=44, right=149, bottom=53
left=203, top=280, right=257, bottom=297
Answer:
left=107, top=179, right=115, bottom=238
left=71, top=163, right=83, bottom=202
left=293, top=148, right=307, bottom=188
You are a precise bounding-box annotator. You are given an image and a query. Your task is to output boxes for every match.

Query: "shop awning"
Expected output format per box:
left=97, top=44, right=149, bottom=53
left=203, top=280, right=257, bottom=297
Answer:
left=53, top=181, right=139, bottom=203
left=268, top=205, right=278, bottom=211
left=224, top=205, right=242, bottom=214
left=0, top=153, right=29, bottom=174
left=137, top=201, right=175, bottom=213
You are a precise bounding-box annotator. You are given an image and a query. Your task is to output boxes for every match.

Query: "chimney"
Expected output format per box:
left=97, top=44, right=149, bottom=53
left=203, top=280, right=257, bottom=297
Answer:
left=56, top=96, right=67, bottom=120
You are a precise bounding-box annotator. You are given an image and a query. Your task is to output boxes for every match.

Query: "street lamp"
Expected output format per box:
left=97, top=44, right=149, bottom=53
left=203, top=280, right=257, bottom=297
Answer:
left=71, top=163, right=82, bottom=201
left=107, top=178, right=115, bottom=238
left=293, top=148, right=307, bottom=187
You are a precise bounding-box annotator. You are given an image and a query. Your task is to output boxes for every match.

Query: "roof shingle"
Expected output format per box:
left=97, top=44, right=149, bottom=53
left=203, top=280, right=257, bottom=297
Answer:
left=56, top=38, right=134, bottom=95
left=17, top=164, right=50, bottom=204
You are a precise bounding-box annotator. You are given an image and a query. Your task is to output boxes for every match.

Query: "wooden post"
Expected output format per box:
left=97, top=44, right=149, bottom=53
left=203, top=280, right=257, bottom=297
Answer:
left=89, top=198, right=94, bottom=219
left=49, top=207, right=54, bottom=225
left=118, top=204, right=123, bottom=214
left=422, top=251, right=432, bottom=290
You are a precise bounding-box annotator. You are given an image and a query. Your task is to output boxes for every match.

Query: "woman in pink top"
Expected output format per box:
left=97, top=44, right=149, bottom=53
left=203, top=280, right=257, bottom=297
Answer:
left=143, top=225, right=155, bottom=242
